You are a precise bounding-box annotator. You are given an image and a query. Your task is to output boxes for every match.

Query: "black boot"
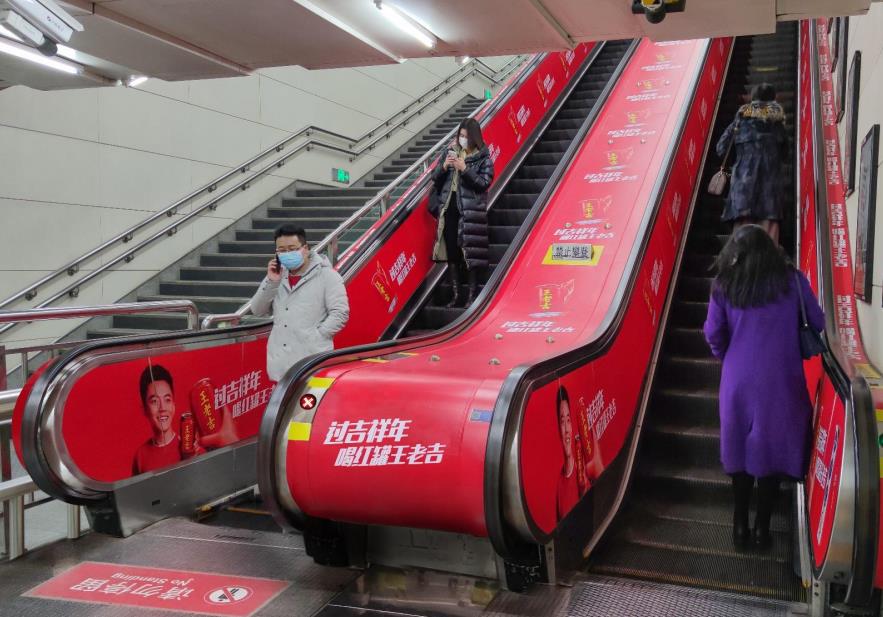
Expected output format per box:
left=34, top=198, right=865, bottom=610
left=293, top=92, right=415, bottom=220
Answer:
left=753, top=476, right=779, bottom=550
left=465, top=268, right=479, bottom=305
left=732, top=472, right=752, bottom=551
left=444, top=266, right=461, bottom=308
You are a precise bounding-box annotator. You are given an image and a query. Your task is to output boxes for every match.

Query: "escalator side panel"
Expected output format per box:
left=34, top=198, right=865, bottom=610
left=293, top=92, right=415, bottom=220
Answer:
left=329, top=43, right=598, bottom=348
left=511, top=38, right=731, bottom=544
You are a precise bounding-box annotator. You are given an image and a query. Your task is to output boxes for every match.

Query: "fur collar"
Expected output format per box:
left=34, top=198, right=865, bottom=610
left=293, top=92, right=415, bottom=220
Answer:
left=738, top=101, right=785, bottom=122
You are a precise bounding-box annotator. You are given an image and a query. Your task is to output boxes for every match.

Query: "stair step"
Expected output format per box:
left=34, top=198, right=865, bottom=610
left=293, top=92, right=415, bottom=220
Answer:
left=180, top=266, right=266, bottom=282
left=113, top=313, right=193, bottom=331
left=159, top=280, right=260, bottom=298
left=87, top=328, right=164, bottom=340
left=139, top=295, right=248, bottom=314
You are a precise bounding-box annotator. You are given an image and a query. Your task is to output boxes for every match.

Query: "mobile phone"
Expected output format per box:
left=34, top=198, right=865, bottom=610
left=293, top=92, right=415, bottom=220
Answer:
left=273, top=255, right=282, bottom=273
left=447, top=149, right=457, bottom=158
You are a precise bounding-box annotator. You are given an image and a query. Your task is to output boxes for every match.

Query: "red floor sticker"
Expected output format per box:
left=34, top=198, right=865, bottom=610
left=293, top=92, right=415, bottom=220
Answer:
left=24, top=561, right=289, bottom=616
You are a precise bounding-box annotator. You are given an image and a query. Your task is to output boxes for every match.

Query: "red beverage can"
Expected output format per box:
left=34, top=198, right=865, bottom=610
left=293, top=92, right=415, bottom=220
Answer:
left=180, top=413, right=196, bottom=456
left=190, top=378, right=220, bottom=436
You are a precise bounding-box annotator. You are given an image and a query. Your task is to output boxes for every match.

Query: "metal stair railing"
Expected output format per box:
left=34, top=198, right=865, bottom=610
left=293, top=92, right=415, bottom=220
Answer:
left=0, top=55, right=529, bottom=335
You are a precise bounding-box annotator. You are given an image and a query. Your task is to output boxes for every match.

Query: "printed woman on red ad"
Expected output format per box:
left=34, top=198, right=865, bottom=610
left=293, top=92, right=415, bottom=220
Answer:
left=556, top=386, right=583, bottom=520
left=133, top=364, right=241, bottom=475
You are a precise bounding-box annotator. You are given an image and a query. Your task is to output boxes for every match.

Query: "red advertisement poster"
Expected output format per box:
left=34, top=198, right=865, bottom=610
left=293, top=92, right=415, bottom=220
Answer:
left=58, top=337, right=272, bottom=483
left=800, top=19, right=883, bottom=580
left=279, top=38, right=729, bottom=537
left=333, top=44, right=595, bottom=347
left=806, top=378, right=846, bottom=568
left=25, top=561, right=288, bottom=617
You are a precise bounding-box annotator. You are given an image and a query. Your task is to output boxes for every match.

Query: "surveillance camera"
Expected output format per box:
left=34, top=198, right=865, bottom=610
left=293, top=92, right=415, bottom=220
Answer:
left=641, top=0, right=666, bottom=24
left=4, top=0, right=83, bottom=44
left=631, top=0, right=685, bottom=25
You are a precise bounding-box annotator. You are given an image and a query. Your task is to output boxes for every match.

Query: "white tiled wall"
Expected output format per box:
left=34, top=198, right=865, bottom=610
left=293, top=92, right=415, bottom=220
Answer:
left=831, top=10, right=883, bottom=368
left=0, top=55, right=514, bottom=354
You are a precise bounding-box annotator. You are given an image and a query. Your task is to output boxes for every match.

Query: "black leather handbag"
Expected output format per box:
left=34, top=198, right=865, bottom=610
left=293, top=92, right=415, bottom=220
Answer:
left=796, top=272, right=826, bottom=360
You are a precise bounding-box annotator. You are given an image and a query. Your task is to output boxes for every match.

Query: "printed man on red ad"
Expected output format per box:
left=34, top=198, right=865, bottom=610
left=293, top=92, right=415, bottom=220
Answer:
left=250, top=225, right=350, bottom=382
left=133, top=365, right=241, bottom=474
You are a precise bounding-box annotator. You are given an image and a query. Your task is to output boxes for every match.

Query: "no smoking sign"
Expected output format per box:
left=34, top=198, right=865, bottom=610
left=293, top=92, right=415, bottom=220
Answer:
left=206, top=586, right=252, bottom=604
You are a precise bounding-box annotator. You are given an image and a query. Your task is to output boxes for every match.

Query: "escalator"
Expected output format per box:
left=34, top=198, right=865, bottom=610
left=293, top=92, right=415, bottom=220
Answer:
left=11, top=43, right=617, bottom=540
left=587, top=23, right=805, bottom=601
left=255, top=37, right=731, bottom=591
left=401, top=41, right=633, bottom=335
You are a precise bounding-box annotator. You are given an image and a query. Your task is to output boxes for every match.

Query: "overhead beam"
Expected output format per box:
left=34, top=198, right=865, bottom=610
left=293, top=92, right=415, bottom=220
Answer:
left=60, top=0, right=254, bottom=76
left=528, top=0, right=576, bottom=49
left=292, top=0, right=403, bottom=63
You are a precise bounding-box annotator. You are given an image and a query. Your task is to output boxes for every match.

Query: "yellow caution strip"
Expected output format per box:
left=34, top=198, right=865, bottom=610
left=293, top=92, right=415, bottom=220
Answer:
left=307, top=376, right=334, bottom=389
left=288, top=421, right=312, bottom=441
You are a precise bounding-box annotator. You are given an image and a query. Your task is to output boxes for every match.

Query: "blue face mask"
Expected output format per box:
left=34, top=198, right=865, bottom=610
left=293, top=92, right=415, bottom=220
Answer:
left=278, top=249, right=304, bottom=271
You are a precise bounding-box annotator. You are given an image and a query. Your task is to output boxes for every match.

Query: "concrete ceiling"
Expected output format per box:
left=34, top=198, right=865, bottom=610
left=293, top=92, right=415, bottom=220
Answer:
left=0, top=0, right=874, bottom=90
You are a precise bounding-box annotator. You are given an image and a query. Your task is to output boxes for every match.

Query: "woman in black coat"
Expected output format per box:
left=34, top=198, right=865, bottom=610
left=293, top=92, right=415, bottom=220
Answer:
left=429, top=118, right=494, bottom=307
left=715, top=83, right=788, bottom=244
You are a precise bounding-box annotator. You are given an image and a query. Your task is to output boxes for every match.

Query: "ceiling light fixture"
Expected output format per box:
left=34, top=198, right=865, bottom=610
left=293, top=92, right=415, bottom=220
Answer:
left=127, top=75, right=148, bottom=87
left=455, top=55, right=471, bottom=65
left=0, top=35, right=79, bottom=73
left=0, top=23, right=23, bottom=42
left=374, top=1, right=436, bottom=49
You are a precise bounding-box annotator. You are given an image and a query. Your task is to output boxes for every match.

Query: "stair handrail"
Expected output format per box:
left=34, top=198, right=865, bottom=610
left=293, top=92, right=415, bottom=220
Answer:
left=0, top=55, right=529, bottom=321
left=201, top=52, right=546, bottom=330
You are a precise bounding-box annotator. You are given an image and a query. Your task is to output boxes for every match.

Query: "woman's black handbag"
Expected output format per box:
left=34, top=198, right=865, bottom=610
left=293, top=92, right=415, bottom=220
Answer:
left=795, top=272, right=826, bottom=359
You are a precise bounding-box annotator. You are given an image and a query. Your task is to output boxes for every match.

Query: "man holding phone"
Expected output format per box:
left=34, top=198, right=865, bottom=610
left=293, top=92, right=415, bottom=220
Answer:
left=250, top=225, right=349, bottom=382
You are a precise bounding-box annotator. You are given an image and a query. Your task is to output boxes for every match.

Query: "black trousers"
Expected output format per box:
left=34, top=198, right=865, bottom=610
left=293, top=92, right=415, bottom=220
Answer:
left=732, top=472, right=779, bottom=531
left=443, top=198, right=463, bottom=266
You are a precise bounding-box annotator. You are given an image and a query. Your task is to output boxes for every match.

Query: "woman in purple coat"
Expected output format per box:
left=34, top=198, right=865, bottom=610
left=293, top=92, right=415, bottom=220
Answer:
left=703, top=226, right=824, bottom=550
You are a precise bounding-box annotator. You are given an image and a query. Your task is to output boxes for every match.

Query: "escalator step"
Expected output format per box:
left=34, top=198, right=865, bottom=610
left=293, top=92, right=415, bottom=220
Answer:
left=590, top=539, right=803, bottom=601
left=651, top=387, right=720, bottom=429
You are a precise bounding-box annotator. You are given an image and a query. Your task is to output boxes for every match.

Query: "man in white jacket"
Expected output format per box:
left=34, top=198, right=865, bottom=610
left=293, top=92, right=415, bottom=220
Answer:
left=250, top=225, right=350, bottom=382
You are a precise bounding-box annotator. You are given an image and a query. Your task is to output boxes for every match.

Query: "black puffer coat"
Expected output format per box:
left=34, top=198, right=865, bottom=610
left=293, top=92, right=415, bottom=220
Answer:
left=428, top=146, right=494, bottom=270
left=715, top=101, right=788, bottom=223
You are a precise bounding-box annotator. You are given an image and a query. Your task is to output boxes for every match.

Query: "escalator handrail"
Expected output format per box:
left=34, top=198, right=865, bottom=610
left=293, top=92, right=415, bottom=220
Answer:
left=256, top=40, right=640, bottom=532
left=806, top=21, right=880, bottom=608
left=483, top=39, right=717, bottom=557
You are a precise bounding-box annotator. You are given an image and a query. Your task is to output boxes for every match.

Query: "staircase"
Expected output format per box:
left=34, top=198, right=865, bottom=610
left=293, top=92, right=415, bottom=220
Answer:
left=401, top=41, right=633, bottom=336
left=588, top=24, right=803, bottom=603
left=86, top=97, right=482, bottom=339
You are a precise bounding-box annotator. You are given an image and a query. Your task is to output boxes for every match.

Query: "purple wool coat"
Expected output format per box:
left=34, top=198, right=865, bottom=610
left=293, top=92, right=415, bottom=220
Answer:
left=703, top=271, right=825, bottom=479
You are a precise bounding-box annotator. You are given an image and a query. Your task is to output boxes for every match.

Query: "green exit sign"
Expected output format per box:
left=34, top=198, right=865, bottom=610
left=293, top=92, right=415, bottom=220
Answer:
left=484, top=88, right=493, bottom=100
left=332, top=168, right=350, bottom=184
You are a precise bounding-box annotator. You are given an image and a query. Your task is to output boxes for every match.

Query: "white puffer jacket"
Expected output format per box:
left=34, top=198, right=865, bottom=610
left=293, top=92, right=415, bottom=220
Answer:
left=250, top=252, right=349, bottom=381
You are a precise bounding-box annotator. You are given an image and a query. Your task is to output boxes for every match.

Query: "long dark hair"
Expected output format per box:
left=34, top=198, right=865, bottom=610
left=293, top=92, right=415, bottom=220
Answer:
left=459, top=117, right=485, bottom=151
left=712, top=225, right=792, bottom=308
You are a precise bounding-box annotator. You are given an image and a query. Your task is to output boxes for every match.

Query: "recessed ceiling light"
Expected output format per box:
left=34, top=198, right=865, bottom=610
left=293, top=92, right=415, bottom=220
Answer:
left=127, top=75, right=148, bottom=87
left=0, top=36, right=79, bottom=74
